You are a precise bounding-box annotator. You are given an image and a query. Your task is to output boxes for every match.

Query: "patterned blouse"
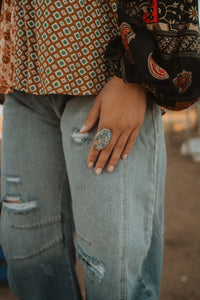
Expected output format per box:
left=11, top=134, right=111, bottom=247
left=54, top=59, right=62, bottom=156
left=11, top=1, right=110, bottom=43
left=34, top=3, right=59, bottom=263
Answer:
left=103, top=0, right=200, bottom=111
left=0, top=0, right=200, bottom=111
left=0, top=0, right=118, bottom=95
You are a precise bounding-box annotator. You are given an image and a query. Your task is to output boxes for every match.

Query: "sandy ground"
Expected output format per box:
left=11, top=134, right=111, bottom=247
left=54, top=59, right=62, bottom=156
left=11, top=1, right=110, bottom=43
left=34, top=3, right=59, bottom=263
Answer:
left=0, top=111, right=199, bottom=300
left=159, top=129, right=200, bottom=300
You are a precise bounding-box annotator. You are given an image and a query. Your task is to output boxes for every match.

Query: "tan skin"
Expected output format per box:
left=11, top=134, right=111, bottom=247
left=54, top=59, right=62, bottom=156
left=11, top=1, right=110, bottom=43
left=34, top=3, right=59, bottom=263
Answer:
left=80, top=75, right=147, bottom=175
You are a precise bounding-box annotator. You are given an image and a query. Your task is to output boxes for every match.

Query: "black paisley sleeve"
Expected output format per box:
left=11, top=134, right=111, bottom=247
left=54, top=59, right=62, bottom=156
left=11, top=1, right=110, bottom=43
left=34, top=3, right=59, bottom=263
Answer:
left=104, top=0, right=200, bottom=111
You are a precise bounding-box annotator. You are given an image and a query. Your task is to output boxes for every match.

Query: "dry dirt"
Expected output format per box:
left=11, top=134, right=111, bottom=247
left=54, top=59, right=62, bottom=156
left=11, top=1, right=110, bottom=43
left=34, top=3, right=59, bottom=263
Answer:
left=160, top=130, right=200, bottom=300
left=0, top=128, right=199, bottom=300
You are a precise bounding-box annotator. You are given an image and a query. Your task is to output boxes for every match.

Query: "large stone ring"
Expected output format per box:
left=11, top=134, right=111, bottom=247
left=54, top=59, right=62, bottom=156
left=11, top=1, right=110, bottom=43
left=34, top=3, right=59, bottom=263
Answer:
left=93, top=128, right=112, bottom=150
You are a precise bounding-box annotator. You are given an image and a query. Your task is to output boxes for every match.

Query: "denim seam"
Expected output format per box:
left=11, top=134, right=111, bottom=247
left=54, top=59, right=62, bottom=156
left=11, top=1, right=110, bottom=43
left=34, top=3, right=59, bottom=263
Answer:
left=12, top=235, right=63, bottom=260
left=153, top=219, right=164, bottom=242
left=145, top=104, right=158, bottom=246
left=153, top=117, right=166, bottom=244
left=139, top=278, right=157, bottom=299
left=121, top=157, right=128, bottom=300
left=152, top=105, right=164, bottom=244
left=76, top=232, right=92, bottom=245
left=9, top=214, right=63, bottom=229
left=63, top=248, right=82, bottom=300
left=60, top=173, right=74, bottom=243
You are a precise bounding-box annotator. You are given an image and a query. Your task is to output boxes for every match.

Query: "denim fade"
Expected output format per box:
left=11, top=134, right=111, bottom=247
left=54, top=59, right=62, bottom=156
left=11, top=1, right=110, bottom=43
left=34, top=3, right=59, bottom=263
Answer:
left=0, top=89, right=167, bottom=300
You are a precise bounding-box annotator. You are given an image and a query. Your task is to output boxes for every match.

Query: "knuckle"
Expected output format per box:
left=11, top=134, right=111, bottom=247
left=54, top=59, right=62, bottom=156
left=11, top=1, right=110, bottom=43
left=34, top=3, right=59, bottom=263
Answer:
left=126, top=123, right=134, bottom=130
left=124, top=146, right=131, bottom=153
left=115, top=124, right=122, bottom=132
left=96, top=158, right=106, bottom=169
left=103, top=144, right=113, bottom=154
left=130, top=135, right=137, bottom=143
left=135, top=121, right=141, bottom=129
left=110, top=157, right=118, bottom=165
left=88, top=152, right=98, bottom=162
left=123, top=148, right=131, bottom=156
left=115, top=142, right=125, bottom=151
left=128, top=122, right=139, bottom=131
left=124, top=142, right=134, bottom=152
left=87, top=114, right=94, bottom=123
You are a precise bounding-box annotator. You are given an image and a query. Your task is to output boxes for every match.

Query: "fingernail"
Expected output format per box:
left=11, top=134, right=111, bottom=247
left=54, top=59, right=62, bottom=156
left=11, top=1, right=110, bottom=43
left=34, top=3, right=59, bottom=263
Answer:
left=122, top=154, right=128, bottom=160
left=88, top=162, right=94, bottom=168
left=107, top=165, right=114, bottom=172
left=95, top=168, right=102, bottom=175
left=80, top=125, right=86, bottom=132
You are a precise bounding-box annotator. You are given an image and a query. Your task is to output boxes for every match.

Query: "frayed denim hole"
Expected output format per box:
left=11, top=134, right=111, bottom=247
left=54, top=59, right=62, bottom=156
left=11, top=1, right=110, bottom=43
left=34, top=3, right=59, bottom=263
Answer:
left=4, top=175, right=22, bottom=197
left=2, top=191, right=38, bottom=214
left=6, top=176, right=21, bottom=184
left=2, top=199, right=38, bottom=214
left=74, top=240, right=105, bottom=283
left=138, top=278, right=157, bottom=299
left=3, top=174, right=38, bottom=214
left=70, top=126, right=92, bottom=145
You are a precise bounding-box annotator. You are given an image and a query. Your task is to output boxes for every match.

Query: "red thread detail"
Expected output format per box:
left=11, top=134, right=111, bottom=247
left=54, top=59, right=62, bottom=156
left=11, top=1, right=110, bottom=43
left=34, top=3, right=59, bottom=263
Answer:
left=143, top=0, right=158, bottom=24
left=162, top=99, right=198, bottom=111
left=120, top=22, right=135, bottom=63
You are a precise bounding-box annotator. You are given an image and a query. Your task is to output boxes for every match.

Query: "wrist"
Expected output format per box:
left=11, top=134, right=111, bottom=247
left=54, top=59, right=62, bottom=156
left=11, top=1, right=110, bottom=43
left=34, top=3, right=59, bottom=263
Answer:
left=112, top=75, right=147, bottom=93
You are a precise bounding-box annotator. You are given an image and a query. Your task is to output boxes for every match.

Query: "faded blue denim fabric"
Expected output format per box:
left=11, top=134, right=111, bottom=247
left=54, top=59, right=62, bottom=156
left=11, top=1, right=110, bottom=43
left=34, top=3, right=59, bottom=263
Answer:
left=0, top=88, right=167, bottom=300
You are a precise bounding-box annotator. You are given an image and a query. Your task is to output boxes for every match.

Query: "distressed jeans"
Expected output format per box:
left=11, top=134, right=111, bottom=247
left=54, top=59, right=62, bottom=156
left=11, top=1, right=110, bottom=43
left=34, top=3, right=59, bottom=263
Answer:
left=0, top=89, right=167, bottom=300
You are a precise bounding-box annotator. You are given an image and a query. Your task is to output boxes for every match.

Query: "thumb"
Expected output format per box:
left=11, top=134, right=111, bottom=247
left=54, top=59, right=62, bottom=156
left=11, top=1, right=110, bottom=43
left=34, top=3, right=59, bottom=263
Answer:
left=80, top=99, right=100, bottom=132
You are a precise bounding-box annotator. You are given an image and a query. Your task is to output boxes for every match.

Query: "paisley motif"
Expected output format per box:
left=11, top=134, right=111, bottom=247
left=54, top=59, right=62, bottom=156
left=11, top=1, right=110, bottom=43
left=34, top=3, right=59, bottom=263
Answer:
left=119, top=22, right=136, bottom=63
left=173, top=70, right=192, bottom=94
left=161, top=99, right=198, bottom=111
left=148, top=52, right=169, bottom=80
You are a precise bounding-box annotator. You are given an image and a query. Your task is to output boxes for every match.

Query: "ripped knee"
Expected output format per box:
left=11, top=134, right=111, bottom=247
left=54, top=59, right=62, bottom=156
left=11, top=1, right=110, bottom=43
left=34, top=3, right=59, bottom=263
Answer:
left=75, top=239, right=105, bottom=283
left=2, top=197, right=37, bottom=213
left=70, top=126, right=92, bottom=145
left=1, top=175, right=37, bottom=213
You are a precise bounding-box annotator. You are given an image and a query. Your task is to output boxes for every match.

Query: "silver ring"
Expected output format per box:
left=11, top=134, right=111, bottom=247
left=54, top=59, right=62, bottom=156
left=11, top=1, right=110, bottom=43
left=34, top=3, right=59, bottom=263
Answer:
left=93, top=128, right=112, bottom=150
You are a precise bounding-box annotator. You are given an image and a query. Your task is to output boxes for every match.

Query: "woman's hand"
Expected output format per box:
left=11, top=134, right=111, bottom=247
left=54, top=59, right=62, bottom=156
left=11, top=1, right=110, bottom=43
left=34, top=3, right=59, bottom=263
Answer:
left=80, top=75, right=147, bottom=175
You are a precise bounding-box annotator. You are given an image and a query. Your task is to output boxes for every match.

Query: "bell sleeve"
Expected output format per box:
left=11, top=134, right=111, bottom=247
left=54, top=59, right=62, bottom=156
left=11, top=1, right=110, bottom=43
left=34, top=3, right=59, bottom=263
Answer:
left=104, top=0, right=200, bottom=111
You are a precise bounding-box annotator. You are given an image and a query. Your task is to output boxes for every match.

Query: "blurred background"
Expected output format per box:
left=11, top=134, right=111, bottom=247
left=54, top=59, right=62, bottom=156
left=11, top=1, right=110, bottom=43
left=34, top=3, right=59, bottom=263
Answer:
left=0, top=0, right=200, bottom=298
left=0, top=100, right=199, bottom=300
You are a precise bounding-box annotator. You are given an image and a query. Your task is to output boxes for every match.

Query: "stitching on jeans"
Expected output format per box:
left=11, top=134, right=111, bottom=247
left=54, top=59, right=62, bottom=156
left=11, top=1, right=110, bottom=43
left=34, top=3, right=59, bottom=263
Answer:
left=76, top=232, right=92, bottom=245
left=9, top=215, right=64, bottom=229
left=151, top=104, right=164, bottom=245
left=12, top=235, right=63, bottom=260
left=154, top=220, right=164, bottom=242
left=121, top=157, right=128, bottom=300
left=139, top=278, right=157, bottom=299
left=145, top=103, right=158, bottom=246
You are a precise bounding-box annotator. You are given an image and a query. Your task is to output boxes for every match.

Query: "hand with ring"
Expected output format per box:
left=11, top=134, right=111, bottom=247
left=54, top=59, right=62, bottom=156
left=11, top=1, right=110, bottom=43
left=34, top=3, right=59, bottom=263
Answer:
left=79, top=75, right=147, bottom=175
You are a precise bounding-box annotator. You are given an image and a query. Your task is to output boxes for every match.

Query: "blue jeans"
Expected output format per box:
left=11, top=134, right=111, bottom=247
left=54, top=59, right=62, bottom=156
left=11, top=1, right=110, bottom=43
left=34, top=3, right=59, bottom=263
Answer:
left=0, top=89, right=167, bottom=300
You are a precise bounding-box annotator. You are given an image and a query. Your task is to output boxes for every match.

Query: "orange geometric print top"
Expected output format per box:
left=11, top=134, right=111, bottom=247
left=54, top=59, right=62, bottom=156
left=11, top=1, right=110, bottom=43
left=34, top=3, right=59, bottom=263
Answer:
left=0, top=0, right=118, bottom=95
